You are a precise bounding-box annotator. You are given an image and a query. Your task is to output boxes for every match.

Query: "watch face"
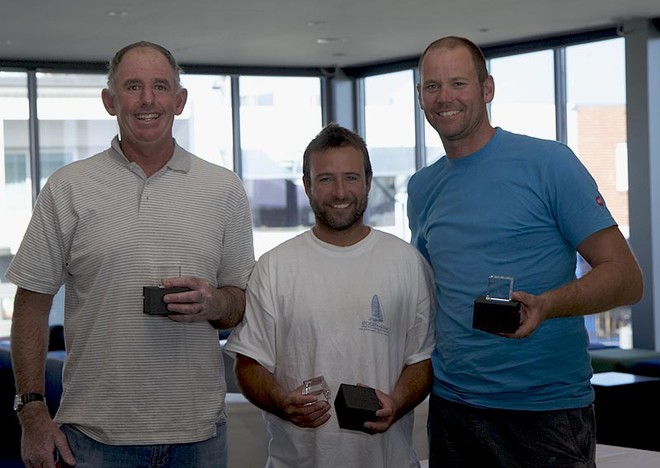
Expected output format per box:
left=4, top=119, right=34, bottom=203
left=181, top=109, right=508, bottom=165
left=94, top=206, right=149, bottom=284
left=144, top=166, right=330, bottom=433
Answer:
left=13, top=393, right=45, bottom=412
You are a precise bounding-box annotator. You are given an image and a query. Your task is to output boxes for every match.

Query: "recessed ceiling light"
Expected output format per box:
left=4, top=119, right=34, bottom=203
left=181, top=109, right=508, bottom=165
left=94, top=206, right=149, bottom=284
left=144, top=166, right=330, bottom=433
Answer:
left=108, top=11, right=128, bottom=18
left=306, top=21, right=325, bottom=27
left=317, top=38, right=345, bottom=45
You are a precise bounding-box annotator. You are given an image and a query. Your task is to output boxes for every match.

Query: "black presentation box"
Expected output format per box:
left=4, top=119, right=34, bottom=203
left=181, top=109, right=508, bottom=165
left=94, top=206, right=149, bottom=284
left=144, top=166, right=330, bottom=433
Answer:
left=334, top=383, right=380, bottom=433
left=143, top=286, right=190, bottom=315
left=473, top=296, right=521, bottom=334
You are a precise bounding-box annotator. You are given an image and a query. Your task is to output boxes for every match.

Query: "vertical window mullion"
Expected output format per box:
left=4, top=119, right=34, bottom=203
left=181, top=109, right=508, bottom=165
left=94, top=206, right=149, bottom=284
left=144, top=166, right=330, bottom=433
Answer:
left=27, top=70, right=40, bottom=205
left=554, top=47, right=568, bottom=144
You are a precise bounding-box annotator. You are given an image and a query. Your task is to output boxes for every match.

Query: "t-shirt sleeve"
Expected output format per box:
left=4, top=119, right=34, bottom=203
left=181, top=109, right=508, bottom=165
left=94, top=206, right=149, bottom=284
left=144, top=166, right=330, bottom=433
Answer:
left=224, top=257, right=277, bottom=373
left=544, top=144, right=616, bottom=248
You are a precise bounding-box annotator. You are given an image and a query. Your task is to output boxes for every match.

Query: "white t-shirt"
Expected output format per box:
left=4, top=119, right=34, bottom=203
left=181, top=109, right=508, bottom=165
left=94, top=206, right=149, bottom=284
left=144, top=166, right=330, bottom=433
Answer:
left=225, top=228, right=436, bottom=468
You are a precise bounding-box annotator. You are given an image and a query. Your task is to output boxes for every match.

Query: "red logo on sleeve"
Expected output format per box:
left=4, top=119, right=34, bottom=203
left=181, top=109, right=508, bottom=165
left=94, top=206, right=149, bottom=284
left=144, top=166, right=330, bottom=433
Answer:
left=596, top=196, right=604, bottom=206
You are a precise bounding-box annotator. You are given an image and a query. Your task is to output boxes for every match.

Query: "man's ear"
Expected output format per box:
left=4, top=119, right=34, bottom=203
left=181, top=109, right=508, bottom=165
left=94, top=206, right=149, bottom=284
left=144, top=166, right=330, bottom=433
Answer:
left=416, top=83, right=424, bottom=110
left=303, top=175, right=311, bottom=198
left=175, top=88, right=188, bottom=115
left=101, top=89, right=117, bottom=116
left=483, top=75, right=495, bottom=104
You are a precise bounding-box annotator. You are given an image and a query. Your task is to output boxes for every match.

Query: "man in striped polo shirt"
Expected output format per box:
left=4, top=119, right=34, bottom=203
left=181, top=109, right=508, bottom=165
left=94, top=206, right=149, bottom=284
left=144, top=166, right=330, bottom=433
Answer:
left=7, top=41, right=255, bottom=467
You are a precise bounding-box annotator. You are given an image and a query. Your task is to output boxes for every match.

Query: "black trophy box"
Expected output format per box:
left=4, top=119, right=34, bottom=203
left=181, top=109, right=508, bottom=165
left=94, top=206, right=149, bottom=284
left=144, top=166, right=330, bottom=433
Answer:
left=334, top=383, right=380, bottom=433
left=143, top=286, right=190, bottom=315
left=473, top=295, right=521, bottom=334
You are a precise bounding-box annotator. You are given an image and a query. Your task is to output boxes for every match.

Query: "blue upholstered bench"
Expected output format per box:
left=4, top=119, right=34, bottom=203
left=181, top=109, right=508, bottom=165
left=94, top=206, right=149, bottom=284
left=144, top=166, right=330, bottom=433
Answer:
left=589, top=347, right=660, bottom=373
left=629, top=359, right=660, bottom=378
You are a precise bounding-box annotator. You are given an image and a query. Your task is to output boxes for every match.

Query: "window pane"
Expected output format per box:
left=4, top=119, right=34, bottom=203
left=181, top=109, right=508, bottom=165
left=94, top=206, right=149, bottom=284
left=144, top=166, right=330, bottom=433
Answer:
left=364, top=70, right=417, bottom=241
left=0, top=71, right=29, bottom=335
left=36, top=73, right=116, bottom=187
left=566, top=38, right=630, bottom=348
left=31, top=73, right=115, bottom=326
left=489, top=50, right=556, bottom=139
left=179, top=75, right=234, bottom=170
left=424, top=119, right=445, bottom=166
left=239, top=76, right=322, bottom=258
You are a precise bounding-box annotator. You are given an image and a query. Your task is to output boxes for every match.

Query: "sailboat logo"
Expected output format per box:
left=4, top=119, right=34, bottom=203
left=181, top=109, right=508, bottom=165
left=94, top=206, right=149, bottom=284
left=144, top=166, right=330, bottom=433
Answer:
left=370, top=295, right=384, bottom=322
left=360, top=294, right=388, bottom=335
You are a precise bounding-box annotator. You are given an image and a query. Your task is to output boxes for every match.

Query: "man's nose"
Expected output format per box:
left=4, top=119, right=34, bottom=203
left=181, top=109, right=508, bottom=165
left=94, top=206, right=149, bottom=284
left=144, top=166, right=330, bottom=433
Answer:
left=141, top=87, right=155, bottom=104
left=332, top=180, right=347, bottom=197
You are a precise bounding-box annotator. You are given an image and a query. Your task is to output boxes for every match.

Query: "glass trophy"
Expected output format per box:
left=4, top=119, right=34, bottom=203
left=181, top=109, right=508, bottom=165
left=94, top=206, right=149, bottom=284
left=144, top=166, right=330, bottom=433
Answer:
left=301, top=375, right=331, bottom=402
left=472, top=275, right=521, bottom=334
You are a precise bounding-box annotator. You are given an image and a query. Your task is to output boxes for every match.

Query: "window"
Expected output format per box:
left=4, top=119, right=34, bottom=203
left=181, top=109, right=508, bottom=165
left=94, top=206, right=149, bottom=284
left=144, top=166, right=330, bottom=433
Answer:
left=178, top=74, right=234, bottom=170
left=238, top=76, right=322, bottom=258
left=489, top=50, right=556, bottom=140
left=0, top=35, right=637, bottom=349
left=0, top=72, right=29, bottom=336
left=363, top=70, right=417, bottom=240
left=566, top=38, right=630, bottom=348
left=1, top=71, right=237, bottom=331
left=36, top=73, right=116, bottom=187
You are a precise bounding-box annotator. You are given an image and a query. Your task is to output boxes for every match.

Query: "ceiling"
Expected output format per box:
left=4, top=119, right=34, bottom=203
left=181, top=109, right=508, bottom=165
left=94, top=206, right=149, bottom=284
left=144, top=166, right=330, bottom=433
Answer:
left=2, top=1, right=660, bottom=71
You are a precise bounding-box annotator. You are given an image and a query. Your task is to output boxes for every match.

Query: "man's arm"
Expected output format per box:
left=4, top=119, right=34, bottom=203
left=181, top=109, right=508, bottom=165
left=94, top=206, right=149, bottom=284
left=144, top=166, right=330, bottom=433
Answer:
left=364, top=359, right=432, bottom=433
left=234, top=353, right=331, bottom=428
left=11, top=287, right=52, bottom=400
left=11, top=287, right=75, bottom=467
left=511, top=226, right=643, bottom=338
left=208, top=286, right=246, bottom=329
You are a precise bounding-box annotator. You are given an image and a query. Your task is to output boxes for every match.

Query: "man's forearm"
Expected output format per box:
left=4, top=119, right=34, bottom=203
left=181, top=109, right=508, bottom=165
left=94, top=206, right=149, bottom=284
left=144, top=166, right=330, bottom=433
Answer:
left=209, top=286, right=246, bottom=329
left=11, top=288, right=53, bottom=394
left=390, top=359, right=433, bottom=421
left=235, top=354, right=288, bottom=419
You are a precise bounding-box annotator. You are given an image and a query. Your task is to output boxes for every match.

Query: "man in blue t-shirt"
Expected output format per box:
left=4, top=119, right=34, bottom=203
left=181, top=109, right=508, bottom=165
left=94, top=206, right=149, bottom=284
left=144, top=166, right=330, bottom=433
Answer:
left=408, top=35, right=644, bottom=467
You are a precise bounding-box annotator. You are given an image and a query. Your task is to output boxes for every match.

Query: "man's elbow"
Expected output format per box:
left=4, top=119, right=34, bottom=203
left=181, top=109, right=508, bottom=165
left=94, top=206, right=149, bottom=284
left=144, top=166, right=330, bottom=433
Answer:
left=630, top=272, right=644, bottom=305
left=624, top=264, right=644, bottom=306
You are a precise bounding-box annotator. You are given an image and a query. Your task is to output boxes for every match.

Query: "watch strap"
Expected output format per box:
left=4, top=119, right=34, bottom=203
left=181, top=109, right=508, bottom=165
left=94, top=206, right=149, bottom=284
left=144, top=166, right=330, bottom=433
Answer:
left=14, top=392, right=45, bottom=412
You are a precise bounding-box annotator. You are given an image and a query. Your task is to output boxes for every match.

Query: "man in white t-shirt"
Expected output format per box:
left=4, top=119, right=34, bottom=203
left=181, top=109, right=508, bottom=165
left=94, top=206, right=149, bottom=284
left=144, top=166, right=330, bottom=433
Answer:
left=225, top=123, right=436, bottom=468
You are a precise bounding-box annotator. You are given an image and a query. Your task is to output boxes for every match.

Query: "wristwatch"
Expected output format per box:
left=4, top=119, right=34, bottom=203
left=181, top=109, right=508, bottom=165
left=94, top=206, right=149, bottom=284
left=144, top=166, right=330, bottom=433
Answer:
left=13, top=393, right=45, bottom=412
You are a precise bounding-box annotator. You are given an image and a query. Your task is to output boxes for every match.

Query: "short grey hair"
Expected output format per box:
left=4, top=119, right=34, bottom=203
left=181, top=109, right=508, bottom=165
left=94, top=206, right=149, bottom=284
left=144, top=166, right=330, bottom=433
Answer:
left=106, top=41, right=183, bottom=91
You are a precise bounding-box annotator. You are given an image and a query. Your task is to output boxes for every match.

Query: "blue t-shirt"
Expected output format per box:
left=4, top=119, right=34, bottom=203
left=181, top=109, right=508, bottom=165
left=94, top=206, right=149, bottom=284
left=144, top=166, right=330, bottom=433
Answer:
left=407, top=128, right=616, bottom=410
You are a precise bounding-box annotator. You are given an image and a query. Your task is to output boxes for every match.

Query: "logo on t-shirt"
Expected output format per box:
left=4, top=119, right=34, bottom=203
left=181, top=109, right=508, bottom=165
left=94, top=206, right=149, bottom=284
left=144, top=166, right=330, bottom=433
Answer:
left=360, top=294, right=389, bottom=336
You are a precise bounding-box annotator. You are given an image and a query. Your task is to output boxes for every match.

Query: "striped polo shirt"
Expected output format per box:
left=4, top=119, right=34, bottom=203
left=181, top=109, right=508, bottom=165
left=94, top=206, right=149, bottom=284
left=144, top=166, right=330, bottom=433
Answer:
left=7, top=137, right=256, bottom=444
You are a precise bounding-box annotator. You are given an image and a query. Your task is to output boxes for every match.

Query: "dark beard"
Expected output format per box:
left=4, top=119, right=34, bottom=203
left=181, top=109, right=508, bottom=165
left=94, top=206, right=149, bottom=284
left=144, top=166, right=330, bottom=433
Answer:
left=310, top=195, right=368, bottom=231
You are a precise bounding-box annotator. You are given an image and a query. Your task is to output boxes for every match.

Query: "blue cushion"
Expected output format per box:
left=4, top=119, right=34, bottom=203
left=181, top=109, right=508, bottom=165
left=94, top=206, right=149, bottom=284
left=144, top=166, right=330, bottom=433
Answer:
left=45, top=350, right=66, bottom=416
left=629, top=359, right=660, bottom=378
left=0, top=340, right=11, bottom=369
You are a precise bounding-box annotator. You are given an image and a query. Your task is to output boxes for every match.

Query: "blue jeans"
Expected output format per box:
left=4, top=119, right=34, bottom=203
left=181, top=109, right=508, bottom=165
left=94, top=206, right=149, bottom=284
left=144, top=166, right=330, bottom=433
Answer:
left=59, top=421, right=227, bottom=468
left=428, top=393, right=596, bottom=468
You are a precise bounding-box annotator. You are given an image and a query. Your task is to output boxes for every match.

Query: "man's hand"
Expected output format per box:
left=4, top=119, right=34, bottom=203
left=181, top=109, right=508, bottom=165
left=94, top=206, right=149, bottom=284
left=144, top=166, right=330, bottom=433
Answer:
left=19, top=404, right=75, bottom=468
left=281, top=384, right=332, bottom=429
